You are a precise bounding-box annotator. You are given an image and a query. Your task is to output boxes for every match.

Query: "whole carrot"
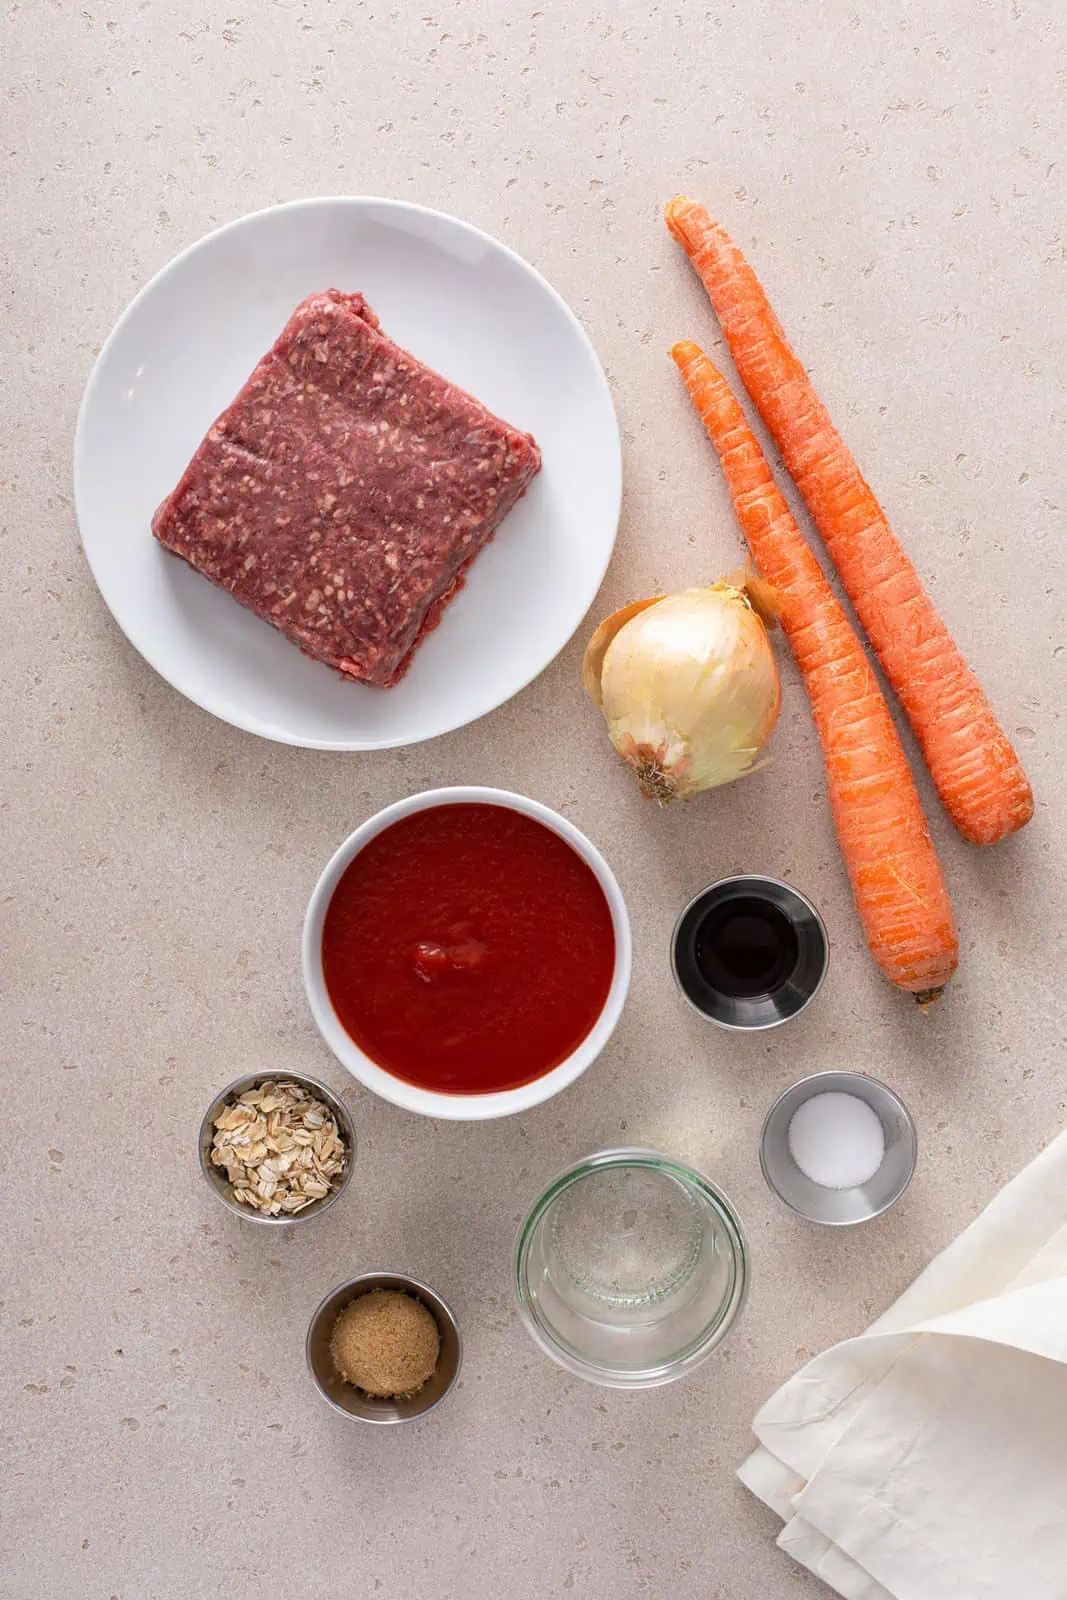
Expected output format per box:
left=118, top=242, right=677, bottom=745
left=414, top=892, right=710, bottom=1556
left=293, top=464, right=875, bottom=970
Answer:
left=672, top=340, right=959, bottom=1001
left=664, top=196, right=1033, bottom=847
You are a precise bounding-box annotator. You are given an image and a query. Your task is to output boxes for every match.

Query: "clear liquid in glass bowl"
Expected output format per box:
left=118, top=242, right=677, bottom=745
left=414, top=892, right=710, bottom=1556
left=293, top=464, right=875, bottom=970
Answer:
left=514, top=1149, right=748, bottom=1387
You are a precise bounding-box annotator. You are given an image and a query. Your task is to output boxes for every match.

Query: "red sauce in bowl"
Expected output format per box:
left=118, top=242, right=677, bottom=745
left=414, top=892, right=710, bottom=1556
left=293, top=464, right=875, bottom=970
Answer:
left=321, top=803, right=616, bottom=1095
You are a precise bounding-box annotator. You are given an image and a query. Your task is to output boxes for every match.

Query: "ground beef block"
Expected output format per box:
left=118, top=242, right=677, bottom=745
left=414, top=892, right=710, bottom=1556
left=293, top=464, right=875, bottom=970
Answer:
left=151, top=290, right=541, bottom=686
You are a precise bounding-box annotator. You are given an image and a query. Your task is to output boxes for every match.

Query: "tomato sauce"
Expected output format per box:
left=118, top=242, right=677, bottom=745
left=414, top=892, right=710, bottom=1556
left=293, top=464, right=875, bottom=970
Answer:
left=321, top=803, right=616, bottom=1094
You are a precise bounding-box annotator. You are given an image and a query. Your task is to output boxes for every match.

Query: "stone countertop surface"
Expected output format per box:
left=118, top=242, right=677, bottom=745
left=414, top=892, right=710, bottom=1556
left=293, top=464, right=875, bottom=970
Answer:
left=4, top=3, right=1066, bottom=1597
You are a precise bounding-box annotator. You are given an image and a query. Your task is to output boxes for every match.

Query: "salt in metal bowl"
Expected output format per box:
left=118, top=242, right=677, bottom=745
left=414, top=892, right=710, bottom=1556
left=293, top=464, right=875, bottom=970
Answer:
left=759, top=1070, right=917, bottom=1226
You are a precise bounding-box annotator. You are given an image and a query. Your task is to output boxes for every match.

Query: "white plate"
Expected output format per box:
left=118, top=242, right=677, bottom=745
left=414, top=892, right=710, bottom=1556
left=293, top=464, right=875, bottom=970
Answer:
left=74, top=197, right=622, bottom=749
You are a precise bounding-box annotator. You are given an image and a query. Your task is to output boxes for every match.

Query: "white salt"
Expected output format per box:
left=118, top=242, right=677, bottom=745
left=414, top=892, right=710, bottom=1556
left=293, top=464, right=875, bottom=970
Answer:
left=787, top=1092, right=886, bottom=1190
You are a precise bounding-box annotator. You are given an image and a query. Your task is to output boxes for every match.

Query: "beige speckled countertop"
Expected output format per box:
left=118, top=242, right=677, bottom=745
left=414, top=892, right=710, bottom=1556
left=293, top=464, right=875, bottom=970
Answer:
left=5, top=3, right=1066, bottom=1597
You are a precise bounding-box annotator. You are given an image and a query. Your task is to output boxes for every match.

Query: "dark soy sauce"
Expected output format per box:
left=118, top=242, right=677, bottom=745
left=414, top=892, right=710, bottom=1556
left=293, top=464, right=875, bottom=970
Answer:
left=693, top=896, right=799, bottom=998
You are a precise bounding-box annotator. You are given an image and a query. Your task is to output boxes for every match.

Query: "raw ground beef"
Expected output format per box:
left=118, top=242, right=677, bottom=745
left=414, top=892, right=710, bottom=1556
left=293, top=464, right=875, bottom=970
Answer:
left=151, top=290, right=541, bottom=686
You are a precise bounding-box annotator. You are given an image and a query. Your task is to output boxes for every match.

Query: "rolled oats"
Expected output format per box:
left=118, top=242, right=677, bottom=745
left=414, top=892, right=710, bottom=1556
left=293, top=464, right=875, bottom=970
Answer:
left=210, top=1080, right=349, bottom=1216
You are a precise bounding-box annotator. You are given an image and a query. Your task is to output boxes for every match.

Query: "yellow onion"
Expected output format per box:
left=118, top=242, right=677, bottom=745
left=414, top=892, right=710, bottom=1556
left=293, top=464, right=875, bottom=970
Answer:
left=582, top=579, right=781, bottom=802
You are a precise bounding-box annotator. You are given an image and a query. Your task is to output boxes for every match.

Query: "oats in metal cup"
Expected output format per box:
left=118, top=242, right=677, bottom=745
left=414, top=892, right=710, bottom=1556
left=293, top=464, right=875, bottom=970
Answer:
left=210, top=1080, right=349, bottom=1215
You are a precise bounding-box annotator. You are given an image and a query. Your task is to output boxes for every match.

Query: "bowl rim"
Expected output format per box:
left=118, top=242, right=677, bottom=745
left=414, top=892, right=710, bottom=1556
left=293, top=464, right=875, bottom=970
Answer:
left=512, top=1147, right=750, bottom=1389
left=198, top=1068, right=356, bottom=1225
left=305, top=1270, right=463, bottom=1424
left=301, top=786, right=632, bottom=1120
left=669, top=873, right=830, bottom=1032
left=758, top=1069, right=918, bottom=1226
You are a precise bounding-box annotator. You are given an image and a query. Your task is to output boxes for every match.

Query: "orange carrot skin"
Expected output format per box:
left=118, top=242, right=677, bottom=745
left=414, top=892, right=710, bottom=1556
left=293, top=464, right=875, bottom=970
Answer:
left=673, top=341, right=958, bottom=997
left=665, top=197, right=1033, bottom=848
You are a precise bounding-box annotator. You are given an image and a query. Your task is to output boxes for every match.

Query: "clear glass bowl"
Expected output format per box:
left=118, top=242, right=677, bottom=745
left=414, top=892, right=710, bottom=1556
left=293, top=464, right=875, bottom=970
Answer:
left=513, top=1149, right=749, bottom=1388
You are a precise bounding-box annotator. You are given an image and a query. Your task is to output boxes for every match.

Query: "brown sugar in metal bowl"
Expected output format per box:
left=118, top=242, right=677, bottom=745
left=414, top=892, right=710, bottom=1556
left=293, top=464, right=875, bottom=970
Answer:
left=330, top=1288, right=440, bottom=1399
left=307, top=1272, right=462, bottom=1424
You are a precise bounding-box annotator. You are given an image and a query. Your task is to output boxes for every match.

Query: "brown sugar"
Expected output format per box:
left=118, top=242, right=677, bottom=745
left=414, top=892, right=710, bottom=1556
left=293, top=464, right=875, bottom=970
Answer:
left=329, top=1289, right=441, bottom=1399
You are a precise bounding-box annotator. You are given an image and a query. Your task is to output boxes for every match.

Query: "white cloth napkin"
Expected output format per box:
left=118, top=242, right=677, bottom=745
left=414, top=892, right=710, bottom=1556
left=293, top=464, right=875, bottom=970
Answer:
left=739, top=1129, right=1067, bottom=1600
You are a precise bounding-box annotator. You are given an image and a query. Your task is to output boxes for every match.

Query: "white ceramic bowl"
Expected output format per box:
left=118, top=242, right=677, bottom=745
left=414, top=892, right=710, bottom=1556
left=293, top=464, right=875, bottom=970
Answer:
left=302, top=787, right=631, bottom=1120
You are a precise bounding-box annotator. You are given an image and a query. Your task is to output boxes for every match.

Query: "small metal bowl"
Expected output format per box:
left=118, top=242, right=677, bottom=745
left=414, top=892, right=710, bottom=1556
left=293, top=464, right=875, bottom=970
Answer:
left=671, top=875, right=829, bottom=1032
left=306, top=1272, right=462, bottom=1424
left=198, top=1070, right=356, bottom=1226
left=760, top=1070, right=917, bottom=1226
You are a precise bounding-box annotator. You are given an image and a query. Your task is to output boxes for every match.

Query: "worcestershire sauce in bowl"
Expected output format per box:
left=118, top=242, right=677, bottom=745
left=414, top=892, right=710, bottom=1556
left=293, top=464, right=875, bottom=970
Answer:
left=694, top=897, right=799, bottom=999
left=672, top=876, right=828, bottom=1031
